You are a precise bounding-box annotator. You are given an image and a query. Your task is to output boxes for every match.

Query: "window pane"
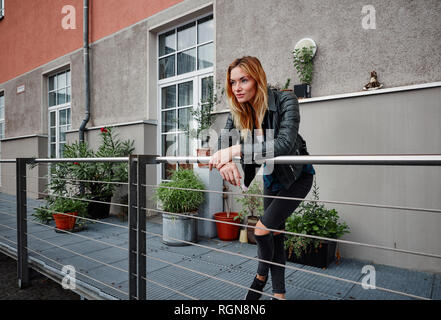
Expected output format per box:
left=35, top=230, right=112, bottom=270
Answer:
left=0, top=123, right=3, bottom=140
left=159, top=55, right=175, bottom=80
left=198, top=43, right=214, bottom=70
left=66, top=108, right=71, bottom=125
left=162, top=110, right=176, bottom=133
left=50, top=144, right=56, bottom=158
left=178, top=107, right=191, bottom=131
left=58, top=72, right=66, bottom=89
left=59, top=143, right=66, bottom=158
left=177, top=133, right=189, bottom=156
left=59, top=109, right=67, bottom=125
left=177, top=48, right=196, bottom=75
left=49, top=76, right=56, bottom=91
left=159, top=30, right=176, bottom=56
left=161, top=85, right=176, bottom=109
left=49, top=92, right=56, bottom=107
left=0, top=106, right=4, bottom=120
left=178, top=81, right=193, bottom=107
left=198, top=15, right=214, bottom=44
left=67, top=70, right=71, bottom=87
left=50, top=111, right=56, bottom=127
left=162, top=134, right=176, bottom=157
left=177, top=22, right=196, bottom=51
left=162, top=163, right=176, bottom=180
left=201, top=76, right=213, bottom=103
left=59, top=126, right=66, bottom=143
left=58, top=89, right=66, bottom=105
left=50, top=128, right=56, bottom=143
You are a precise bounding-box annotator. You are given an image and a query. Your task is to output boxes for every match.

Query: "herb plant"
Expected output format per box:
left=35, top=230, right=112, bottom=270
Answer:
left=285, top=178, right=350, bottom=259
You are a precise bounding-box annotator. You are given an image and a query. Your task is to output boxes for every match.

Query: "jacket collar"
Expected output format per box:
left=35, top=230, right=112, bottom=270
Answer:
left=267, top=87, right=277, bottom=112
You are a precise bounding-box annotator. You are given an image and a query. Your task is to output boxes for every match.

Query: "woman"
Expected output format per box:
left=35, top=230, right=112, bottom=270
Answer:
left=209, top=56, right=315, bottom=300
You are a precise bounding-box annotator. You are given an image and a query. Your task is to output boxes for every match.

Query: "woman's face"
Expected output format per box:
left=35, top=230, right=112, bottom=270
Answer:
left=230, top=66, right=257, bottom=103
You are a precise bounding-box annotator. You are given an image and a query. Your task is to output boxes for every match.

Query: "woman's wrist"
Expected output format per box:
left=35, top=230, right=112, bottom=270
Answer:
left=231, top=144, right=242, bottom=157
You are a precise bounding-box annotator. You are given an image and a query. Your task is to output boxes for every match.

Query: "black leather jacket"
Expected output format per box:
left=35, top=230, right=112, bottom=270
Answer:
left=218, top=88, right=309, bottom=190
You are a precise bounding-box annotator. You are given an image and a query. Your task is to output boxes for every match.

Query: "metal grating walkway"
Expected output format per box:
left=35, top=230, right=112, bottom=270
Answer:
left=0, top=192, right=440, bottom=300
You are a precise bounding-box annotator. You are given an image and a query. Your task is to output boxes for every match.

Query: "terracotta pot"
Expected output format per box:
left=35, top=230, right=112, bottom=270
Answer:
left=52, top=212, right=78, bottom=231
left=213, top=212, right=240, bottom=241
left=197, top=148, right=211, bottom=168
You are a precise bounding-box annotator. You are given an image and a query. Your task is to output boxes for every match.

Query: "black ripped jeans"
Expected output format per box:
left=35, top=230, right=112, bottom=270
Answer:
left=255, top=172, right=314, bottom=294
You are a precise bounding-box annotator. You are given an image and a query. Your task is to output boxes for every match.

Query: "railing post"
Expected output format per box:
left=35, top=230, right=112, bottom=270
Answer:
left=136, top=155, right=146, bottom=300
left=16, top=158, right=33, bottom=288
left=136, top=155, right=158, bottom=300
left=128, top=155, right=138, bottom=300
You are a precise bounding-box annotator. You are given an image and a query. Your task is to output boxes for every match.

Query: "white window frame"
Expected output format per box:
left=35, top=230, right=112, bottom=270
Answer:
left=156, top=13, right=214, bottom=183
left=48, top=70, right=71, bottom=159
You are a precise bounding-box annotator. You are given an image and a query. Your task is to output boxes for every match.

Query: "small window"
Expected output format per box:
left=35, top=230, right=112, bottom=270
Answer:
left=0, top=0, right=4, bottom=20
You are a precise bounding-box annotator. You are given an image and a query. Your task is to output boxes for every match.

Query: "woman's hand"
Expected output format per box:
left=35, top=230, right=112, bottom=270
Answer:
left=209, top=145, right=242, bottom=171
left=219, top=162, right=242, bottom=187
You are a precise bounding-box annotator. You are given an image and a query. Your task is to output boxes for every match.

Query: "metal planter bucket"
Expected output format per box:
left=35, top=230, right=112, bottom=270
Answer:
left=162, top=212, right=198, bottom=246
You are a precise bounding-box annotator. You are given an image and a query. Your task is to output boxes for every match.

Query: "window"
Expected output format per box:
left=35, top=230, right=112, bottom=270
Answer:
left=158, top=14, right=214, bottom=181
left=0, top=0, right=4, bottom=19
left=48, top=70, right=71, bottom=158
left=158, top=15, right=214, bottom=80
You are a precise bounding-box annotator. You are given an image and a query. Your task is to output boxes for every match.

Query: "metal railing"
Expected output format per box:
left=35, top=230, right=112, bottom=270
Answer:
left=0, top=153, right=440, bottom=300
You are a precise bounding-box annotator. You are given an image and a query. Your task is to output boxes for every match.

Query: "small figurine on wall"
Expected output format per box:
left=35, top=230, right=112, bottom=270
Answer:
left=363, top=70, right=383, bottom=91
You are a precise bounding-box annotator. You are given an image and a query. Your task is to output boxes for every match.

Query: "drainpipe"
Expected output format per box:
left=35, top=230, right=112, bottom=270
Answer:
left=79, top=0, right=90, bottom=143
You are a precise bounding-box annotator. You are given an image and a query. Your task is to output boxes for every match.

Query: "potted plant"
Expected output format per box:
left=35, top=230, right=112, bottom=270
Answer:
left=213, top=186, right=241, bottom=241
left=50, top=197, right=88, bottom=232
left=57, top=127, right=134, bottom=219
left=292, top=46, right=315, bottom=98
left=154, top=169, right=205, bottom=246
left=235, top=181, right=264, bottom=244
left=284, top=178, right=350, bottom=268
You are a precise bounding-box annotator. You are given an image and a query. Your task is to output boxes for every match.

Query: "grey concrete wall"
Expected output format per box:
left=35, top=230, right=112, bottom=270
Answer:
left=215, top=0, right=441, bottom=102
left=0, top=136, right=48, bottom=199
left=214, top=86, right=441, bottom=273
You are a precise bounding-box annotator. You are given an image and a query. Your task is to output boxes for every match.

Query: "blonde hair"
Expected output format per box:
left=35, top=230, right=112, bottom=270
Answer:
left=225, top=56, right=268, bottom=139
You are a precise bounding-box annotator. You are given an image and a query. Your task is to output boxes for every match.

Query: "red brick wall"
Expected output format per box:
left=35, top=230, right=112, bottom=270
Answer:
left=0, top=0, right=182, bottom=84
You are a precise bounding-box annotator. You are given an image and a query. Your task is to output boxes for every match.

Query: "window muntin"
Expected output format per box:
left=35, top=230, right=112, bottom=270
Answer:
left=0, top=93, right=4, bottom=140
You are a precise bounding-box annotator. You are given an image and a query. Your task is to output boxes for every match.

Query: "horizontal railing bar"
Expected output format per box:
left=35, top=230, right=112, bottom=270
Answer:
left=25, top=246, right=129, bottom=297
left=0, top=233, right=17, bottom=245
left=143, top=253, right=281, bottom=300
left=26, top=203, right=129, bottom=230
left=141, top=276, right=198, bottom=300
left=26, top=190, right=129, bottom=209
left=27, top=233, right=128, bottom=274
left=33, top=157, right=129, bottom=163
left=25, top=217, right=130, bottom=252
left=0, top=159, right=17, bottom=163
left=0, top=210, right=17, bottom=218
left=144, top=230, right=430, bottom=300
left=146, top=208, right=441, bottom=260
left=30, top=175, right=129, bottom=186
left=156, top=154, right=441, bottom=166
left=144, top=184, right=441, bottom=215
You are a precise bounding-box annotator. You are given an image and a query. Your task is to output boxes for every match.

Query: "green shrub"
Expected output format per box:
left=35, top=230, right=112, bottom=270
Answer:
left=154, top=169, right=205, bottom=214
left=285, top=178, right=350, bottom=259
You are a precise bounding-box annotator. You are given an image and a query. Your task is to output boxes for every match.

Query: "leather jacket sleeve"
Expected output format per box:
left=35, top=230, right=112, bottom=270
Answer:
left=255, top=91, right=300, bottom=158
